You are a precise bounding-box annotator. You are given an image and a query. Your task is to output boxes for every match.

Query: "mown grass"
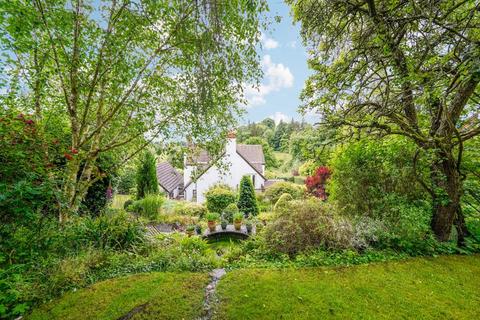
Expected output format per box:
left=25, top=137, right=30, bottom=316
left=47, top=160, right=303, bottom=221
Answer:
left=111, top=194, right=132, bottom=209
left=214, top=255, right=480, bottom=320
left=28, top=272, right=209, bottom=320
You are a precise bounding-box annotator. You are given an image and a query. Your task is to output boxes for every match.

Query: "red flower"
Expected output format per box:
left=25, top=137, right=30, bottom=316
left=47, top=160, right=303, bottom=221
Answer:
left=70, top=147, right=78, bottom=154
left=64, top=153, right=73, bottom=160
left=24, top=119, right=34, bottom=125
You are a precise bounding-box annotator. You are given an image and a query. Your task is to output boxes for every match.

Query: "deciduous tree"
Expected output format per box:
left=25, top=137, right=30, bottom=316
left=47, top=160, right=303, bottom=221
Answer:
left=0, top=0, right=267, bottom=221
left=288, top=0, right=480, bottom=243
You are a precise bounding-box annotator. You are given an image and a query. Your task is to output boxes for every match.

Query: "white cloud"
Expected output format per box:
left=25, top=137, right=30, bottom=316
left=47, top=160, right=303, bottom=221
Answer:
left=264, top=38, right=279, bottom=49
left=269, top=112, right=291, bottom=125
left=260, top=33, right=279, bottom=50
left=287, top=41, right=297, bottom=48
left=245, top=55, right=294, bottom=107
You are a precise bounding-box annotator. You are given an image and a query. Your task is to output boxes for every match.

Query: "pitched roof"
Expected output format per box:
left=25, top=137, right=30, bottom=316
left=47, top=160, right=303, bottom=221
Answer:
left=237, top=144, right=265, bottom=166
left=186, top=144, right=265, bottom=168
left=183, top=144, right=266, bottom=190
left=156, top=161, right=182, bottom=193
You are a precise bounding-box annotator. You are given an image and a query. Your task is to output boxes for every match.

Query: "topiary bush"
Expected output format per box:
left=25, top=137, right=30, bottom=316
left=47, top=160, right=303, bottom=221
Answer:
left=274, top=193, right=293, bottom=212
left=237, top=176, right=259, bottom=217
left=264, top=181, right=304, bottom=204
left=205, top=185, right=237, bottom=213
left=222, top=203, right=239, bottom=223
left=263, top=198, right=354, bottom=256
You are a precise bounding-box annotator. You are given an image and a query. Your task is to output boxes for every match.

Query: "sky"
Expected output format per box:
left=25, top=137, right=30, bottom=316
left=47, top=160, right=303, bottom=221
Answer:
left=242, top=0, right=311, bottom=125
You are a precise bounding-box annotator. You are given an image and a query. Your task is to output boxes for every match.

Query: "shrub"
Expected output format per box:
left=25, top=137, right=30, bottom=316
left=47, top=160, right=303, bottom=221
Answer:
left=263, top=198, right=354, bottom=256
left=136, top=150, right=159, bottom=199
left=305, top=166, right=331, bottom=200
left=237, top=176, right=259, bottom=217
left=61, top=210, right=146, bottom=252
left=328, top=137, right=424, bottom=217
left=132, top=194, right=165, bottom=220
left=222, top=203, right=239, bottom=223
left=264, top=181, right=304, bottom=204
left=274, top=193, right=293, bottom=212
left=123, top=199, right=134, bottom=210
left=205, top=185, right=236, bottom=213
left=173, top=202, right=207, bottom=217
left=299, top=160, right=318, bottom=177
left=116, top=169, right=136, bottom=194
left=81, top=154, right=117, bottom=216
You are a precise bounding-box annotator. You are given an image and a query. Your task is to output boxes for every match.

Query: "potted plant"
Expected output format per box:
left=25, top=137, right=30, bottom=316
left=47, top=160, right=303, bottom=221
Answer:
left=221, top=219, right=228, bottom=230
left=246, top=221, right=253, bottom=234
left=195, top=224, right=202, bottom=235
left=233, top=212, right=243, bottom=231
left=206, top=212, right=219, bottom=232
left=186, top=225, right=195, bottom=237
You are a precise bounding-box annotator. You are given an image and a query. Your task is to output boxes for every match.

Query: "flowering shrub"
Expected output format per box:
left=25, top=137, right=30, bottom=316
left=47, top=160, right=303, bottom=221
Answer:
left=305, top=166, right=331, bottom=200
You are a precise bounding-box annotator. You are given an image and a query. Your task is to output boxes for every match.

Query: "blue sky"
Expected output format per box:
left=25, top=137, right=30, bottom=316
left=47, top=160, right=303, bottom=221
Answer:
left=242, top=0, right=310, bottom=124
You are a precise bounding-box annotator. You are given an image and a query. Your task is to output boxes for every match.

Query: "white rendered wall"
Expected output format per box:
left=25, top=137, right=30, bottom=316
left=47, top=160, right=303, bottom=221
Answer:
left=184, top=138, right=265, bottom=203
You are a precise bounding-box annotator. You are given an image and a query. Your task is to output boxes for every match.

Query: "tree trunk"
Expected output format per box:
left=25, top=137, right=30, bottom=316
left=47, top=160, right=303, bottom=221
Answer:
left=430, top=151, right=463, bottom=242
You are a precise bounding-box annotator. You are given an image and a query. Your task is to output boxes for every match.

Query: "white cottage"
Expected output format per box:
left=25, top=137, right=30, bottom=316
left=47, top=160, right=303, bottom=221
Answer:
left=183, top=131, right=266, bottom=203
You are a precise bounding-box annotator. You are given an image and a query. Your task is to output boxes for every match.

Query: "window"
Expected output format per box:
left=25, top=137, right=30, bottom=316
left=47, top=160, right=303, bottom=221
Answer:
left=252, top=174, right=255, bottom=187
left=192, top=189, right=197, bottom=202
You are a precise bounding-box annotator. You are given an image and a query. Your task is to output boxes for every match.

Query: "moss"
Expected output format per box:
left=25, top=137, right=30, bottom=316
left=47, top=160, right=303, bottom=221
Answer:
left=28, top=272, right=209, bottom=320
left=214, top=255, right=480, bottom=319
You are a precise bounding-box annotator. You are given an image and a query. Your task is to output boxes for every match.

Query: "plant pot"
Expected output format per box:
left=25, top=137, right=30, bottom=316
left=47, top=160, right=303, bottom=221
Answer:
left=246, top=224, right=252, bottom=233
left=195, top=225, right=202, bottom=235
left=234, top=220, right=242, bottom=231
left=208, top=221, right=217, bottom=232
left=221, top=222, right=228, bottom=230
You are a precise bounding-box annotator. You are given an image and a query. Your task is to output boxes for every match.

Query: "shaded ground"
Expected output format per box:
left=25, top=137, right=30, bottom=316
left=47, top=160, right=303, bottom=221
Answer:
left=213, top=255, right=480, bottom=319
left=28, top=272, right=209, bottom=320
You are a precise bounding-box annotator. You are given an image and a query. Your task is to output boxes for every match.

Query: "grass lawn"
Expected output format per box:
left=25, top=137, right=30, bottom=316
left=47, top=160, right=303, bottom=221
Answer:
left=111, top=194, right=131, bottom=209
left=28, top=272, right=209, bottom=320
left=214, top=255, right=480, bottom=319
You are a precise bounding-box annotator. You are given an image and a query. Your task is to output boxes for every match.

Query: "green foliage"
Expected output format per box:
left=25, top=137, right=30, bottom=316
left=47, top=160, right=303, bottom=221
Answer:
left=233, top=212, right=244, bottom=222
left=81, top=154, right=117, bottom=216
left=205, top=185, right=236, bottom=214
left=136, top=151, right=159, bottom=199
left=298, top=159, right=318, bottom=177
left=172, top=201, right=207, bottom=217
left=263, top=198, right=354, bottom=256
left=222, top=203, right=239, bottom=223
left=274, top=193, right=293, bottom=212
left=61, top=211, right=146, bottom=252
left=123, top=199, right=134, bottom=210
left=131, top=194, right=165, bottom=221
left=1, top=0, right=268, bottom=213
left=116, top=169, right=136, bottom=195
left=206, top=212, right=220, bottom=222
left=328, top=137, right=425, bottom=217
left=244, top=136, right=277, bottom=168
left=237, top=176, right=259, bottom=217
left=264, top=181, right=304, bottom=204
